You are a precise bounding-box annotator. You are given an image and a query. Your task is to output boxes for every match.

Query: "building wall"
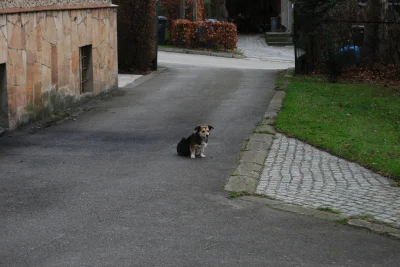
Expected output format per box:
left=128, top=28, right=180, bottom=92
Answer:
left=0, top=7, right=118, bottom=129
left=0, top=1, right=111, bottom=10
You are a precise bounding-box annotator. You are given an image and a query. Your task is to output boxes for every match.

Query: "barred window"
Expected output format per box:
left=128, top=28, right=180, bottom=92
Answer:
left=79, top=45, right=94, bottom=94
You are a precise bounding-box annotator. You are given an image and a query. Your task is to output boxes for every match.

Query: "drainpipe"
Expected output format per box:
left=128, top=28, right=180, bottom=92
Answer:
left=180, top=0, right=185, bottom=19
left=193, top=0, right=197, bottom=21
left=287, top=1, right=290, bottom=32
left=153, top=0, right=160, bottom=70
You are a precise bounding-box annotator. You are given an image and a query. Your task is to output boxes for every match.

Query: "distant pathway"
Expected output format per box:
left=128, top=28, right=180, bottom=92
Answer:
left=237, top=34, right=294, bottom=63
left=257, top=134, right=400, bottom=227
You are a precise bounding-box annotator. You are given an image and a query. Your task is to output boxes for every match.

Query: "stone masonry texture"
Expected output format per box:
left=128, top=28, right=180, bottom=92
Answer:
left=256, top=134, right=400, bottom=227
left=0, top=1, right=111, bottom=10
left=0, top=6, right=118, bottom=129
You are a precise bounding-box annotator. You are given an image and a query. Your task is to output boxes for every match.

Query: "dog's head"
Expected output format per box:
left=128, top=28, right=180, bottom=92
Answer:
left=194, top=125, right=214, bottom=141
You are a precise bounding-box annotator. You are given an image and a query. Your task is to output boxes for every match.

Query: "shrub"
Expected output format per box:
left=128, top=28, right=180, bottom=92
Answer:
left=170, top=19, right=196, bottom=47
left=113, top=0, right=156, bottom=73
left=170, top=19, right=237, bottom=50
left=160, top=0, right=205, bottom=22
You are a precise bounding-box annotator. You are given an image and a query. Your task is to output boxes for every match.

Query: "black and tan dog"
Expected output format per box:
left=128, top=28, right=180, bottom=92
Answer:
left=177, top=125, right=214, bottom=158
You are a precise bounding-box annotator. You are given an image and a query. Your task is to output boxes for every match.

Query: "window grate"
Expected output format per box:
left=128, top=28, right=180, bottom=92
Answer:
left=79, top=45, right=93, bottom=94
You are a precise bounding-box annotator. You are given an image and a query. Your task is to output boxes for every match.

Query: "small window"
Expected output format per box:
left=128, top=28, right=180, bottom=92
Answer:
left=79, top=45, right=93, bottom=93
left=0, top=63, right=8, bottom=128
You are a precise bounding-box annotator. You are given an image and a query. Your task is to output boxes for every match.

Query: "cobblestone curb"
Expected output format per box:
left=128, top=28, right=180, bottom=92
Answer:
left=224, top=77, right=287, bottom=193
left=159, top=47, right=246, bottom=59
left=238, top=196, right=400, bottom=240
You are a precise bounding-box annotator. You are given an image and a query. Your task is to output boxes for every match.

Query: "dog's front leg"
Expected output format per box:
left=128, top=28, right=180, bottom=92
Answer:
left=190, top=144, right=196, bottom=159
left=200, top=144, right=207, bottom=158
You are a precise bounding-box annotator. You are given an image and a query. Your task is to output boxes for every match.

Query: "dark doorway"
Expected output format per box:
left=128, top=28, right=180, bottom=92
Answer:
left=0, top=63, right=8, bottom=128
left=226, top=0, right=281, bottom=33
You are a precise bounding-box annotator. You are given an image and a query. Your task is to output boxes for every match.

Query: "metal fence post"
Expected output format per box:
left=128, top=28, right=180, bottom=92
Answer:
left=153, top=0, right=159, bottom=70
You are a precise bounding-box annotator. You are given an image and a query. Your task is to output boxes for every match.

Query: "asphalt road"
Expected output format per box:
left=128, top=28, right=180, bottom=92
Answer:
left=0, top=53, right=398, bottom=267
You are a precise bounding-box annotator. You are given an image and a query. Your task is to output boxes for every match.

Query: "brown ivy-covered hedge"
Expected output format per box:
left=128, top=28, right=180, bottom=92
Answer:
left=113, top=0, right=156, bottom=73
left=170, top=19, right=237, bottom=50
left=160, top=0, right=205, bottom=22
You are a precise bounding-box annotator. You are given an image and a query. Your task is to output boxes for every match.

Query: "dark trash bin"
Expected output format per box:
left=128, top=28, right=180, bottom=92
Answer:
left=158, top=16, right=168, bottom=45
left=195, top=25, right=208, bottom=48
left=339, top=45, right=361, bottom=65
left=271, top=17, right=280, bottom=32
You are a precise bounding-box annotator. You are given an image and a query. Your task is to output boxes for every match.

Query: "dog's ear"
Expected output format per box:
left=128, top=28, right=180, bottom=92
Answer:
left=208, top=125, right=214, bottom=130
left=194, top=126, right=201, bottom=132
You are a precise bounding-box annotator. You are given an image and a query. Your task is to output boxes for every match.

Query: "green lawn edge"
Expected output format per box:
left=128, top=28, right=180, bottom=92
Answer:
left=275, top=73, right=400, bottom=180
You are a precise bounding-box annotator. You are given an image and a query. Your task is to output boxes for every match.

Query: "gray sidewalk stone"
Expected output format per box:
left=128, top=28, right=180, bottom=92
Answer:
left=225, top=93, right=279, bottom=193
left=232, top=162, right=263, bottom=178
left=225, top=175, right=259, bottom=193
left=241, top=151, right=269, bottom=166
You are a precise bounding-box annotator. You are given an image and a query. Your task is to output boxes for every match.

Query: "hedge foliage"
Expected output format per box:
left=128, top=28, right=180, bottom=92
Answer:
left=113, top=0, right=156, bottom=73
left=170, top=19, right=237, bottom=50
left=160, top=0, right=205, bottom=22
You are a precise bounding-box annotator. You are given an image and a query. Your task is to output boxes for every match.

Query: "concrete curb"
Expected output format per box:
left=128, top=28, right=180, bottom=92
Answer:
left=224, top=77, right=287, bottom=193
left=122, top=67, right=167, bottom=89
left=244, top=56, right=295, bottom=64
left=159, top=47, right=246, bottom=59
left=238, top=196, right=400, bottom=240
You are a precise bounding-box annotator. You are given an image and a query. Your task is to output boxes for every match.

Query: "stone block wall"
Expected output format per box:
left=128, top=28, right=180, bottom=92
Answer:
left=0, top=6, right=118, bottom=129
left=0, top=1, right=111, bottom=10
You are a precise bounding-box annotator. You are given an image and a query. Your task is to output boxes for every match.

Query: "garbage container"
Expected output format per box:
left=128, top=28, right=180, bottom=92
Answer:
left=158, top=16, right=168, bottom=45
left=339, top=45, right=361, bottom=64
left=271, top=17, right=280, bottom=32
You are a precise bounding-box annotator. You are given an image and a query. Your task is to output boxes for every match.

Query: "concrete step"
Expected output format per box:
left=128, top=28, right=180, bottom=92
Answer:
left=266, top=32, right=292, bottom=38
left=265, top=32, right=293, bottom=46
left=266, top=41, right=293, bottom=46
left=267, top=37, right=293, bottom=43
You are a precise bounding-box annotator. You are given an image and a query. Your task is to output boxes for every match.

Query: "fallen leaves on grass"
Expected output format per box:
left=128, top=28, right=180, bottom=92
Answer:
left=340, top=63, right=400, bottom=86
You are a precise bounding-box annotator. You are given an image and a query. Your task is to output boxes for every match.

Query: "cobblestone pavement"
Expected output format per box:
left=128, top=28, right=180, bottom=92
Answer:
left=237, top=34, right=294, bottom=62
left=256, top=134, right=400, bottom=227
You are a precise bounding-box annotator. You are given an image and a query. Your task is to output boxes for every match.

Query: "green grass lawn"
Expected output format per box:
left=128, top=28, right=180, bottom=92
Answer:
left=275, top=75, right=400, bottom=180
